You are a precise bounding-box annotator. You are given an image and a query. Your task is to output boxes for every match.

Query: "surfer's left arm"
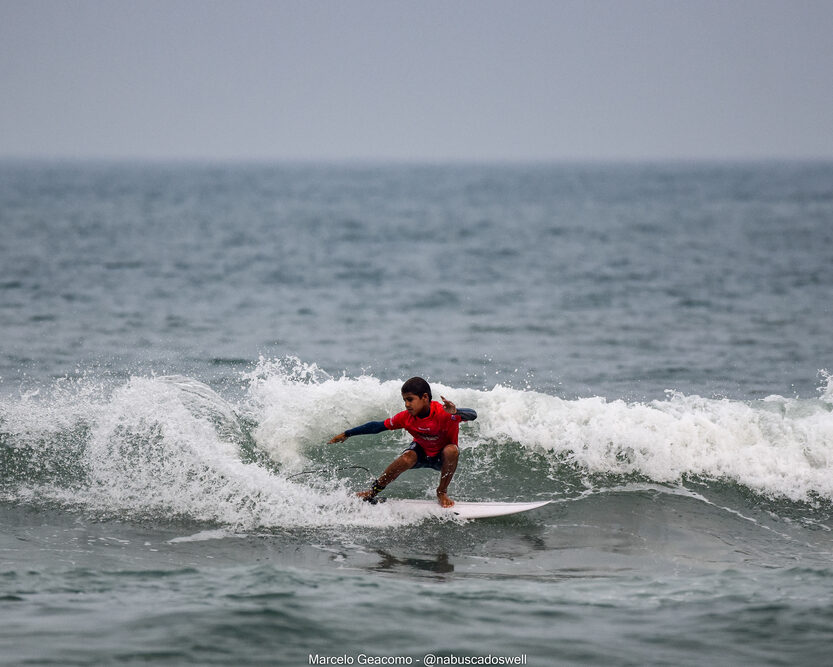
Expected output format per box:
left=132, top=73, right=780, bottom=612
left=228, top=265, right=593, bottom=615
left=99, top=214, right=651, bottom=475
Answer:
left=441, top=396, right=477, bottom=421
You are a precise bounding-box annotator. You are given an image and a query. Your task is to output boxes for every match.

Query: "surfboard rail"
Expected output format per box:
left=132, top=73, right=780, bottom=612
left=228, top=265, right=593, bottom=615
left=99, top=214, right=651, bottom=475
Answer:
left=384, top=499, right=551, bottom=520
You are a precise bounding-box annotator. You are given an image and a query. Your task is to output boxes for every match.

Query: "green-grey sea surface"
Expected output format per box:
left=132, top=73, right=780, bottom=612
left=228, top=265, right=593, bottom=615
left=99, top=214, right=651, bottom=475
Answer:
left=2, top=161, right=833, bottom=665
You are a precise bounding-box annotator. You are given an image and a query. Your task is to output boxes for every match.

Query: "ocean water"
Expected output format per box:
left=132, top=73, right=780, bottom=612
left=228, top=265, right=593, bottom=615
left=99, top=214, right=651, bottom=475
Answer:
left=1, top=161, right=833, bottom=665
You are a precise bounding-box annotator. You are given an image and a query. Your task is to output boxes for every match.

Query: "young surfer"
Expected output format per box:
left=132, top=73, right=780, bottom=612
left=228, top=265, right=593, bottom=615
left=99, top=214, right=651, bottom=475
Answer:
left=328, top=377, right=477, bottom=507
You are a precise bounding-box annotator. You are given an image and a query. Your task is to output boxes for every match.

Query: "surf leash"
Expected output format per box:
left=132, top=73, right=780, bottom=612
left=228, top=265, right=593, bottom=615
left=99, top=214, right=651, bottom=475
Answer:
left=286, top=465, right=387, bottom=503
left=285, top=465, right=373, bottom=480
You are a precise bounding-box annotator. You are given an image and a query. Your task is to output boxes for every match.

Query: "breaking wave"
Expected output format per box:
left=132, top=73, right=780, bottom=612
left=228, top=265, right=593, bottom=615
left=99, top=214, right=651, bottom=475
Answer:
left=2, top=359, right=832, bottom=529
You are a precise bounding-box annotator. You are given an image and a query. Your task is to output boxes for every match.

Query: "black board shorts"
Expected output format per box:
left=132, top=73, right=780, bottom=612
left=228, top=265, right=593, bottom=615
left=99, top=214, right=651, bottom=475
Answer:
left=404, top=442, right=445, bottom=471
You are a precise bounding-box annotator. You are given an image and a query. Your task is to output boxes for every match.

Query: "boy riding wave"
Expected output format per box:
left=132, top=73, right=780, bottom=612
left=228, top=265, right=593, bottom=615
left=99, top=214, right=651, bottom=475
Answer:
left=328, top=377, right=477, bottom=507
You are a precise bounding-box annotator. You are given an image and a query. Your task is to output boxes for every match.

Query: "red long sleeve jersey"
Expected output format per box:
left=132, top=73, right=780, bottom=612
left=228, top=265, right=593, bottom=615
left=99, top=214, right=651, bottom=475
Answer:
left=384, top=401, right=463, bottom=456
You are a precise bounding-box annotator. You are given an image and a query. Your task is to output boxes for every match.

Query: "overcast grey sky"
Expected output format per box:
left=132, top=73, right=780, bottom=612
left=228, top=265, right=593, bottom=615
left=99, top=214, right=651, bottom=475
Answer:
left=2, top=0, right=832, bottom=162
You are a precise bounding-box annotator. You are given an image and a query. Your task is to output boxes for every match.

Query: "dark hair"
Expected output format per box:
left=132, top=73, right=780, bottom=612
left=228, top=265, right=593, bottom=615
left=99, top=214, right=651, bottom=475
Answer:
left=401, top=376, right=431, bottom=400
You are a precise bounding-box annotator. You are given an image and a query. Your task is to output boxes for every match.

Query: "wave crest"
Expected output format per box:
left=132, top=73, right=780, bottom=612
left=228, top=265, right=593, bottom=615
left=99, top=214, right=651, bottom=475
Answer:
left=2, top=363, right=832, bottom=528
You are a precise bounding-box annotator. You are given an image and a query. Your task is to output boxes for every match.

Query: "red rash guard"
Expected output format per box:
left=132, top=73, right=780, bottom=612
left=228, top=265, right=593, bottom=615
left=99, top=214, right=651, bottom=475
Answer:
left=384, top=401, right=462, bottom=456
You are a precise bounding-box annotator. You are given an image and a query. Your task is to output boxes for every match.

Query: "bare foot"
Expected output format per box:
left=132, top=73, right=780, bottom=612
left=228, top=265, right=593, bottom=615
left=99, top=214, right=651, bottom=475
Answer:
left=436, top=491, right=455, bottom=508
left=357, top=489, right=376, bottom=501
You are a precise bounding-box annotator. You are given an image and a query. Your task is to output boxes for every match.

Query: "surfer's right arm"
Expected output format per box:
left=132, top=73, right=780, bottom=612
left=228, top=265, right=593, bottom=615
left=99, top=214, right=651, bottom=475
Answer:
left=328, top=421, right=388, bottom=444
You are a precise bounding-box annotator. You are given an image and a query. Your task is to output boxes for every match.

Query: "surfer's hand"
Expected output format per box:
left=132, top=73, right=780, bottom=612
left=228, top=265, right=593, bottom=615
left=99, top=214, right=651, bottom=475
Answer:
left=328, top=433, right=347, bottom=444
left=441, top=396, right=457, bottom=415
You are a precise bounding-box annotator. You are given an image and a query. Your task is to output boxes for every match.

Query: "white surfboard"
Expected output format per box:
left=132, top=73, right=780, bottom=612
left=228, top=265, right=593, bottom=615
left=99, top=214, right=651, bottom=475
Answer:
left=384, top=499, right=551, bottom=520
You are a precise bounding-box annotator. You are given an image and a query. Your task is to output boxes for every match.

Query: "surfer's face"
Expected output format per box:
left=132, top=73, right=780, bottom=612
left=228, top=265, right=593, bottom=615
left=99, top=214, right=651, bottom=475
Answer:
left=402, top=392, right=431, bottom=417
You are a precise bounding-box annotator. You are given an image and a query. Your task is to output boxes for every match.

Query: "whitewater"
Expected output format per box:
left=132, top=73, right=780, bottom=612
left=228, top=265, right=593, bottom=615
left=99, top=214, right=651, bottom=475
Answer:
left=3, top=361, right=832, bottom=531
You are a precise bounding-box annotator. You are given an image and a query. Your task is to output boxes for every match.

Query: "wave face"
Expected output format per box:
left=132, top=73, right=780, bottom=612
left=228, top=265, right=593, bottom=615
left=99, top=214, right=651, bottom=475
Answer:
left=2, top=360, right=832, bottom=530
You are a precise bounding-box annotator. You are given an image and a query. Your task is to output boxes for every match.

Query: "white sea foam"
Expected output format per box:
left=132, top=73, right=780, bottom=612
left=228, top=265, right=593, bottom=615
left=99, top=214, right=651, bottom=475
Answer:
left=73, top=374, right=437, bottom=529
left=2, top=362, right=832, bottom=531
left=244, top=359, right=833, bottom=504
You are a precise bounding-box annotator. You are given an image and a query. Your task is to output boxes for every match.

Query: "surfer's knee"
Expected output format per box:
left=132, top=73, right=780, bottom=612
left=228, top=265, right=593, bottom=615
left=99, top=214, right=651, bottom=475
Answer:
left=400, top=450, right=418, bottom=467
left=441, top=444, right=458, bottom=462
